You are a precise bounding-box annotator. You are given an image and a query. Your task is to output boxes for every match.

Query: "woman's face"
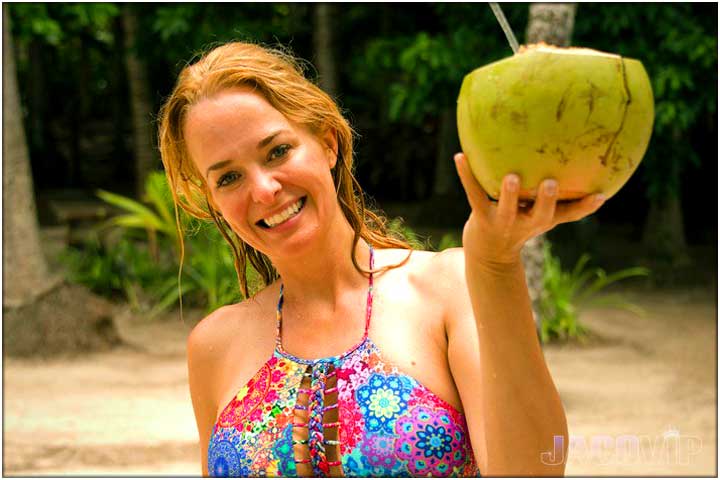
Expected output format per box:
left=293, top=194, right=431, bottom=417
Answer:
left=183, top=88, right=339, bottom=258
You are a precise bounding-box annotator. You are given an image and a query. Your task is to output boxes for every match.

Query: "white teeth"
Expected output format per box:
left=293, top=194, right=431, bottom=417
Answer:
left=263, top=199, right=303, bottom=227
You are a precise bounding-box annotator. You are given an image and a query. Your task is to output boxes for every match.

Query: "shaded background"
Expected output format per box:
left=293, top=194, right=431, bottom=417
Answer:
left=3, top=2, right=718, bottom=476
left=9, top=3, right=718, bottom=257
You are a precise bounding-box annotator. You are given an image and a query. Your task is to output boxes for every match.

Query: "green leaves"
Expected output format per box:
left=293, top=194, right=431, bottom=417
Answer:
left=353, top=4, right=526, bottom=128
left=152, top=5, right=195, bottom=42
left=97, top=189, right=175, bottom=238
left=539, top=241, right=650, bottom=343
left=573, top=4, right=717, bottom=202
left=62, top=171, right=250, bottom=318
left=10, top=4, right=63, bottom=45
left=10, top=3, right=119, bottom=45
left=362, top=28, right=485, bottom=125
left=96, top=172, right=181, bottom=263
left=385, top=217, right=429, bottom=250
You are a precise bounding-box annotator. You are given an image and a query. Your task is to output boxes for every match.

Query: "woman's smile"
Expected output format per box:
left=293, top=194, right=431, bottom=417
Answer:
left=257, top=196, right=307, bottom=230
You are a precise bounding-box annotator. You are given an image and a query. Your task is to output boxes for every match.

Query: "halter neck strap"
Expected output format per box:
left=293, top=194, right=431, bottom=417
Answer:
left=275, top=247, right=375, bottom=357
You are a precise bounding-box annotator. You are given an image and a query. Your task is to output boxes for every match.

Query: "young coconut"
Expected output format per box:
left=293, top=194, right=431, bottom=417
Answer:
left=456, top=43, right=654, bottom=201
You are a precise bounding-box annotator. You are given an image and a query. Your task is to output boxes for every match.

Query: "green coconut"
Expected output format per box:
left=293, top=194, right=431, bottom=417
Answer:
left=457, top=43, right=654, bottom=201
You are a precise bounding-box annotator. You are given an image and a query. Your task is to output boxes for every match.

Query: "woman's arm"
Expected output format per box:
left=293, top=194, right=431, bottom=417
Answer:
left=441, top=248, right=566, bottom=476
left=187, top=308, right=235, bottom=476
left=444, top=153, right=606, bottom=476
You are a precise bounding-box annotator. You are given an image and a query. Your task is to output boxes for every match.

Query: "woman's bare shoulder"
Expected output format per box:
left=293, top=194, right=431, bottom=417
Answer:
left=187, top=282, right=281, bottom=364
left=380, top=247, right=465, bottom=286
left=426, top=247, right=466, bottom=276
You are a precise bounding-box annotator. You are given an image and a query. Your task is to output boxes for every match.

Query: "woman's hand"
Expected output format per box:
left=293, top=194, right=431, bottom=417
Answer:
left=454, top=152, right=606, bottom=267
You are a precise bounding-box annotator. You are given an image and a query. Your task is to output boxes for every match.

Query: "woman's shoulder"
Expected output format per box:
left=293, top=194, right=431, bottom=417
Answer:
left=374, top=247, right=467, bottom=308
left=186, top=282, right=281, bottom=363
left=377, top=246, right=465, bottom=281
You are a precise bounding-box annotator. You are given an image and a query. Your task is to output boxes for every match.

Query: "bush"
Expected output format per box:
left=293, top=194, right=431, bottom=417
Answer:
left=61, top=172, right=252, bottom=317
left=539, top=241, right=650, bottom=343
left=386, top=217, right=429, bottom=250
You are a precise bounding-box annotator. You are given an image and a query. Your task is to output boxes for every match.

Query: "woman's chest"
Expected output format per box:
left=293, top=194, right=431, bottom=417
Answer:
left=367, top=279, right=464, bottom=414
left=209, top=341, right=478, bottom=477
left=220, top=271, right=464, bottom=420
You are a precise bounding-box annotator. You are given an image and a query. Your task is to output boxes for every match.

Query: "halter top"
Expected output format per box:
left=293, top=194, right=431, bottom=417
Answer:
left=207, top=248, right=480, bottom=477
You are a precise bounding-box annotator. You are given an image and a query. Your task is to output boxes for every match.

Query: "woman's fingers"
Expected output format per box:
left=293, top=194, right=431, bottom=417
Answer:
left=454, top=153, right=490, bottom=214
left=553, top=193, right=606, bottom=225
left=495, top=173, right=520, bottom=229
left=455, top=151, right=606, bottom=236
left=529, top=179, right=559, bottom=230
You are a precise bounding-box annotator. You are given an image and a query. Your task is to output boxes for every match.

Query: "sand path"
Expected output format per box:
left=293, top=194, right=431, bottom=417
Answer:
left=4, top=287, right=716, bottom=476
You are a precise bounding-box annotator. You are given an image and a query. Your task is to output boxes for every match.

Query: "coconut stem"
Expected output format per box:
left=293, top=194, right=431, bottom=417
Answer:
left=489, top=3, right=519, bottom=54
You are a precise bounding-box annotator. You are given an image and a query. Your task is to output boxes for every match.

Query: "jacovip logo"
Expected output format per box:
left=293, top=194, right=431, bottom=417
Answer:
left=541, top=427, right=703, bottom=466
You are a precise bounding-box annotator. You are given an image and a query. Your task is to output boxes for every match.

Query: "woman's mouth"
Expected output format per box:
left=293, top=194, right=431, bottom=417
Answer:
left=257, top=197, right=306, bottom=229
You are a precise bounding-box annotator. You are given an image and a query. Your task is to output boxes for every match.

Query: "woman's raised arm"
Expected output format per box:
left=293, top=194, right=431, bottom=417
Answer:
left=444, top=152, right=606, bottom=476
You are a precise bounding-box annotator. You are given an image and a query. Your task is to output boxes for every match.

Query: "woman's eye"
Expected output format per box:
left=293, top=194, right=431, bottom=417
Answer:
left=216, top=172, right=240, bottom=188
left=269, top=144, right=291, bottom=161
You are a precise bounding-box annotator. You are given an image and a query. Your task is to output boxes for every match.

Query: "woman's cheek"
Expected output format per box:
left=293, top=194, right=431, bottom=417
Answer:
left=214, top=188, right=248, bottom=219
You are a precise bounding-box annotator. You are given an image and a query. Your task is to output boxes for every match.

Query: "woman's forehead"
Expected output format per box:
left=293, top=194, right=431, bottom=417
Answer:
left=184, top=90, right=294, bottom=163
left=190, top=88, right=289, bottom=130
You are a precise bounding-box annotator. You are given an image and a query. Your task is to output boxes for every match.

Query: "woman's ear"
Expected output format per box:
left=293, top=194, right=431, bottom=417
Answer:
left=322, top=128, right=339, bottom=169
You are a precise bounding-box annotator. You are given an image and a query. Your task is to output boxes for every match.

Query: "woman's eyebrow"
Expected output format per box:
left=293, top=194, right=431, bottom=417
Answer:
left=257, top=129, right=289, bottom=149
left=205, top=129, right=291, bottom=178
left=206, top=159, right=232, bottom=179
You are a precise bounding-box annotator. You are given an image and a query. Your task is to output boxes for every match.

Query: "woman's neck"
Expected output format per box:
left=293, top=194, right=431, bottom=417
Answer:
left=269, top=213, right=371, bottom=310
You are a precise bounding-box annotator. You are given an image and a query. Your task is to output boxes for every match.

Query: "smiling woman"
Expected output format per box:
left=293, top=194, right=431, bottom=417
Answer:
left=158, top=41, right=583, bottom=478
left=158, top=43, right=413, bottom=299
left=182, top=88, right=348, bottom=262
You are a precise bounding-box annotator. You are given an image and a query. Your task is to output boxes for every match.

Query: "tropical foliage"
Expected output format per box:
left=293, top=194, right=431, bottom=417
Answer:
left=62, top=172, right=247, bottom=315
left=539, top=241, right=650, bottom=343
left=9, top=4, right=715, bottom=205
left=13, top=4, right=716, bottom=316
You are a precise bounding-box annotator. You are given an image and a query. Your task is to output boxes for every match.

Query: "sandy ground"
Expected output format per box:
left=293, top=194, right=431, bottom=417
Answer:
left=3, top=286, right=716, bottom=476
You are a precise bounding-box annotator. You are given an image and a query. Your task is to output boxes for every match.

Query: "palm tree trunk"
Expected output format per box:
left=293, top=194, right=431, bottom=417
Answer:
left=526, top=3, right=577, bottom=47
left=3, top=5, right=121, bottom=357
left=122, top=5, right=157, bottom=197
left=313, top=4, right=338, bottom=97
left=642, top=190, right=690, bottom=265
left=523, top=3, right=577, bottom=336
left=642, top=128, right=690, bottom=265
left=28, top=38, right=47, bottom=159
left=2, top=5, right=57, bottom=308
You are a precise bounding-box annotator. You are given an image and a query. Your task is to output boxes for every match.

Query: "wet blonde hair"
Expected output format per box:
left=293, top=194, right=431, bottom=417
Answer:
left=158, top=42, right=412, bottom=298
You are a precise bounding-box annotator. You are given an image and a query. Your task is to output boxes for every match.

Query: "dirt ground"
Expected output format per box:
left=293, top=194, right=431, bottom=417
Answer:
left=3, top=285, right=716, bottom=476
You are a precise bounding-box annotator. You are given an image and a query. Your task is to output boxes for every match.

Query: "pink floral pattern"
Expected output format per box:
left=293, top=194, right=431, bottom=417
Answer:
left=208, top=247, right=479, bottom=477
left=208, top=339, right=480, bottom=477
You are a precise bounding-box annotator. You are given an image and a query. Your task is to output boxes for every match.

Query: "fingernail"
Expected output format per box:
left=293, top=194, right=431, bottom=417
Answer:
left=507, top=175, right=519, bottom=192
left=544, top=180, right=557, bottom=196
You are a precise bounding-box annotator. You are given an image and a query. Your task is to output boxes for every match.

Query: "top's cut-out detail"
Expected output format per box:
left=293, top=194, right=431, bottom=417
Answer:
left=208, top=248, right=481, bottom=477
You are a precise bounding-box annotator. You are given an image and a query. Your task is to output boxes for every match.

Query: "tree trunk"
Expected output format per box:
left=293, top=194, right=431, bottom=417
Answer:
left=122, top=5, right=157, bottom=197
left=3, top=6, right=56, bottom=307
left=433, top=107, right=461, bottom=198
left=642, top=193, right=690, bottom=265
left=3, top=5, right=121, bottom=357
left=28, top=38, right=46, bottom=160
left=109, top=15, right=135, bottom=184
left=313, top=4, right=338, bottom=97
left=523, top=3, right=577, bottom=337
left=526, top=3, right=577, bottom=47
left=642, top=128, right=690, bottom=265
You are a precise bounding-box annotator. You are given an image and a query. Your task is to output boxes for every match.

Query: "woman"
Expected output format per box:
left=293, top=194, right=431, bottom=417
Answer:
left=159, top=42, right=604, bottom=477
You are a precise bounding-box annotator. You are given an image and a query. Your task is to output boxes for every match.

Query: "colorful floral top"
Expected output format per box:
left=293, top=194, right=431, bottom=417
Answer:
left=208, top=249, right=480, bottom=477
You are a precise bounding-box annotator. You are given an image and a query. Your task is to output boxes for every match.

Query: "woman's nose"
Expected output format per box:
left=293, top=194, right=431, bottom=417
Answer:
left=249, top=170, right=281, bottom=204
